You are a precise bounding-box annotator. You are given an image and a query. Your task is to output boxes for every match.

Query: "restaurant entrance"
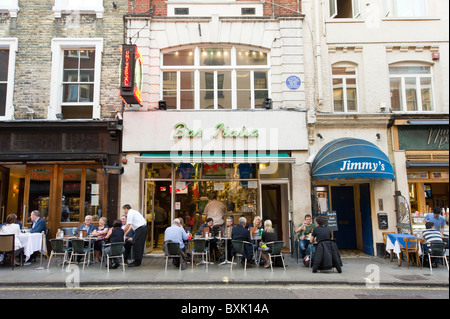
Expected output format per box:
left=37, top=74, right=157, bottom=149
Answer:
left=0, top=163, right=107, bottom=238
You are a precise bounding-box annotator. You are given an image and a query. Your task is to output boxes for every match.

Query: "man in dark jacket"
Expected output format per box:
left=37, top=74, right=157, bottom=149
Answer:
left=231, top=217, right=253, bottom=263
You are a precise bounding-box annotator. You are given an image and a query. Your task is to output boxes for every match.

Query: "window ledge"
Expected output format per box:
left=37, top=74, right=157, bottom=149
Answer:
left=0, top=0, right=19, bottom=17
left=52, top=0, right=104, bottom=19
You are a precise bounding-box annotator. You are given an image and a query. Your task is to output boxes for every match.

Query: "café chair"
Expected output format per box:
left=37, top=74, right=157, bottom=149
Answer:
left=231, top=240, right=253, bottom=271
left=68, top=239, right=93, bottom=270
left=421, top=242, right=449, bottom=274
left=402, top=238, right=421, bottom=269
left=266, top=241, right=286, bottom=271
left=164, top=242, right=181, bottom=271
left=47, top=239, right=72, bottom=269
left=382, top=232, right=395, bottom=260
left=101, top=242, right=125, bottom=272
left=0, top=234, right=23, bottom=270
left=191, top=238, right=209, bottom=270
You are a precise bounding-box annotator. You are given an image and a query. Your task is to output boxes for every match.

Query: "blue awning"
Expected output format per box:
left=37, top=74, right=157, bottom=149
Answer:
left=311, top=138, right=395, bottom=181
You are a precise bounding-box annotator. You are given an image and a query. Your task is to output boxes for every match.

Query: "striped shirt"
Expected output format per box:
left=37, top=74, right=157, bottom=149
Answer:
left=422, top=229, right=442, bottom=244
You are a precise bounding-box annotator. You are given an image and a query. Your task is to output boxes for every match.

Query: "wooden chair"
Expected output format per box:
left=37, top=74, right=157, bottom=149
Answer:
left=0, top=234, right=23, bottom=270
left=402, top=238, right=421, bottom=269
left=382, top=232, right=395, bottom=260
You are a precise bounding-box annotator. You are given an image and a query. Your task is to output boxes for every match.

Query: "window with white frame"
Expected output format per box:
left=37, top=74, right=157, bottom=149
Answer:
left=385, top=0, right=427, bottom=18
left=0, top=0, right=20, bottom=17
left=0, top=38, right=17, bottom=120
left=52, top=0, right=104, bottom=18
left=389, top=65, right=434, bottom=112
left=161, top=46, right=269, bottom=110
left=332, top=65, right=358, bottom=112
left=329, top=0, right=361, bottom=18
left=50, top=38, right=103, bottom=120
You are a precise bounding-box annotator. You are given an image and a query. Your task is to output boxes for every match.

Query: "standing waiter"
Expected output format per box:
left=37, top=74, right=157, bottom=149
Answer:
left=122, top=204, right=147, bottom=267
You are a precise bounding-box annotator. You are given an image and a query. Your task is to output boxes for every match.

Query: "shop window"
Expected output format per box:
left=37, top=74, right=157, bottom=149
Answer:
left=161, top=45, right=270, bottom=110
left=61, top=169, right=82, bottom=222
left=329, top=0, right=361, bottom=18
left=385, top=0, right=427, bottom=18
left=145, top=164, right=173, bottom=179
left=85, top=168, right=104, bottom=221
left=332, top=65, right=358, bottom=112
left=389, top=65, right=434, bottom=112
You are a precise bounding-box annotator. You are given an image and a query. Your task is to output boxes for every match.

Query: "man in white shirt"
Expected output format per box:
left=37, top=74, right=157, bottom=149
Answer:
left=204, top=194, right=226, bottom=227
left=123, top=204, right=147, bottom=267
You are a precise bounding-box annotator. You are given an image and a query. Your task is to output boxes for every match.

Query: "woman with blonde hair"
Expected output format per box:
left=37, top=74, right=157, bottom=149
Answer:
left=260, top=219, right=278, bottom=268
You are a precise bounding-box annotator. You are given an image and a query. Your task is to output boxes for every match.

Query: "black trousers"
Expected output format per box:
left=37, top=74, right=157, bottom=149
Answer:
left=133, top=225, right=147, bottom=264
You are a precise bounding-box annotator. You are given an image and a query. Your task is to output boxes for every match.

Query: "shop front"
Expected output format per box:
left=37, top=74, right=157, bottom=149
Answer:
left=121, top=110, right=309, bottom=254
left=0, top=121, right=121, bottom=238
left=392, top=119, right=449, bottom=233
left=310, top=137, right=396, bottom=256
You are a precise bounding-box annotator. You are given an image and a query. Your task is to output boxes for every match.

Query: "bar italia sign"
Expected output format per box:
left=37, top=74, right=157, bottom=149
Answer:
left=173, top=122, right=259, bottom=139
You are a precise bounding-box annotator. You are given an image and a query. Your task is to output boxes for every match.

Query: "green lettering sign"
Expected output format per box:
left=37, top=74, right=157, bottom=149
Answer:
left=173, top=122, right=258, bottom=139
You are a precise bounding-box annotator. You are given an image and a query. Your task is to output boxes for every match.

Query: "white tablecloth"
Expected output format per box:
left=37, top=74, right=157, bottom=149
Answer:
left=385, top=234, right=422, bottom=258
left=18, top=233, right=46, bottom=261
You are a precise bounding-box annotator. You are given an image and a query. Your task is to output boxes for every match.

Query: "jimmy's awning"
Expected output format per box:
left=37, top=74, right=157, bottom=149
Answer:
left=135, top=152, right=295, bottom=164
left=311, top=138, right=395, bottom=181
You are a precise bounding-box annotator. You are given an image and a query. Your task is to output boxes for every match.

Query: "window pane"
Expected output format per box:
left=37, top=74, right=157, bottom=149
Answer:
left=79, top=84, right=94, bottom=102
left=390, top=78, right=402, bottom=111
left=237, top=90, right=251, bottom=109
left=346, top=78, right=357, bottom=111
left=200, top=71, right=214, bottom=108
left=405, top=77, right=417, bottom=111
left=200, top=48, right=231, bottom=66
left=80, top=70, right=94, bottom=82
left=180, top=72, right=194, bottom=109
left=63, top=84, right=79, bottom=102
left=200, top=91, right=214, bottom=109
left=389, top=66, right=430, bottom=75
left=237, top=71, right=250, bottom=89
left=61, top=169, right=82, bottom=223
left=180, top=72, right=194, bottom=90
left=180, top=91, right=194, bottom=109
left=79, top=49, right=95, bottom=69
left=63, top=70, right=78, bottom=82
left=163, top=49, right=194, bottom=66
left=218, top=71, right=231, bottom=109
left=85, top=168, right=104, bottom=221
left=237, top=71, right=251, bottom=109
left=163, top=72, right=177, bottom=90
left=236, top=49, right=268, bottom=65
left=163, top=91, right=177, bottom=109
left=254, top=90, right=268, bottom=109
left=420, top=77, right=433, bottom=111
left=332, top=66, right=356, bottom=76
left=254, top=72, right=268, bottom=90
left=333, top=78, right=344, bottom=112
left=0, top=49, right=9, bottom=82
left=64, top=50, right=79, bottom=69
left=61, top=105, right=93, bottom=119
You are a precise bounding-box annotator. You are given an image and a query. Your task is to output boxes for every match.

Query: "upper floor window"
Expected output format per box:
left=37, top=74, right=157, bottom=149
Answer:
left=0, top=38, right=17, bottom=120
left=0, top=0, right=19, bottom=17
left=50, top=38, right=103, bottom=120
left=53, top=0, right=104, bottom=18
left=161, top=46, right=270, bottom=110
left=389, top=65, right=434, bottom=112
left=385, top=0, right=427, bottom=18
left=332, top=65, right=358, bottom=112
left=329, top=0, right=361, bottom=19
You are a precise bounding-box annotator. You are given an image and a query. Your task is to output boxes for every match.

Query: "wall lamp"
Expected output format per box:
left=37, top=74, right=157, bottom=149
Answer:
left=316, top=133, right=324, bottom=140
left=103, top=163, right=124, bottom=175
left=262, top=98, right=272, bottom=109
left=158, top=100, right=167, bottom=110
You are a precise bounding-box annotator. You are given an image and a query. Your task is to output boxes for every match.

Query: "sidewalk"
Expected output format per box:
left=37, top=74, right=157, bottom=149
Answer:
left=1, top=255, right=448, bottom=287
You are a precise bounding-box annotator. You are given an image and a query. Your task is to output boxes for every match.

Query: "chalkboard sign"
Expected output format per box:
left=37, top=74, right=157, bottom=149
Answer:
left=326, top=211, right=338, bottom=232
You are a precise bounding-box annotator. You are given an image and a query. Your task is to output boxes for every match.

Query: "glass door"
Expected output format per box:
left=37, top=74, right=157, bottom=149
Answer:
left=23, top=166, right=54, bottom=229
left=144, top=181, right=155, bottom=254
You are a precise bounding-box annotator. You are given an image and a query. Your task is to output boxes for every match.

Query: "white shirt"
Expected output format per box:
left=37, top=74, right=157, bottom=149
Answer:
left=0, top=223, right=23, bottom=250
left=204, top=200, right=226, bottom=226
left=126, top=209, right=147, bottom=230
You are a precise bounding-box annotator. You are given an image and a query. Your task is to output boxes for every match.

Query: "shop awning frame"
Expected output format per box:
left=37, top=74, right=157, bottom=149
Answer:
left=311, top=138, right=395, bottom=181
left=406, top=160, right=449, bottom=168
left=135, top=152, right=295, bottom=164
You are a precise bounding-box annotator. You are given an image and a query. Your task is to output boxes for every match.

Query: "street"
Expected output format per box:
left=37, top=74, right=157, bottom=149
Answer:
left=0, top=284, right=447, bottom=300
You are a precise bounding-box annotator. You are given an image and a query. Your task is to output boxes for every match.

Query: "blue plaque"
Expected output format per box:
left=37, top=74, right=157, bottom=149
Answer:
left=286, top=75, right=301, bottom=90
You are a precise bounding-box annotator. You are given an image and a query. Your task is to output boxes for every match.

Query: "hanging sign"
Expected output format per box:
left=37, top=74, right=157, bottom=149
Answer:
left=120, top=44, right=143, bottom=105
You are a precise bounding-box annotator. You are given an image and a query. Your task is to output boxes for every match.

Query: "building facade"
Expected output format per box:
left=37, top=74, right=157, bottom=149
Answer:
left=303, top=0, right=449, bottom=255
left=0, top=0, right=127, bottom=237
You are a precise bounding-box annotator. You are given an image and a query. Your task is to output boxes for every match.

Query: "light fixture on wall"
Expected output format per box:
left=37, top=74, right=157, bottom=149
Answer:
left=316, top=133, right=324, bottom=140
left=158, top=100, right=167, bottom=110
left=112, top=2, right=117, bottom=9
left=103, top=163, right=124, bottom=175
left=262, top=98, right=272, bottom=109
left=376, top=133, right=381, bottom=140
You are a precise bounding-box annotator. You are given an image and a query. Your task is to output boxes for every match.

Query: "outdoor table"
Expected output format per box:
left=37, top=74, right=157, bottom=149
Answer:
left=62, top=235, right=97, bottom=266
left=215, top=236, right=235, bottom=266
left=18, top=232, right=46, bottom=263
left=251, top=237, right=262, bottom=266
left=386, top=233, right=422, bottom=267
left=190, top=236, right=214, bottom=266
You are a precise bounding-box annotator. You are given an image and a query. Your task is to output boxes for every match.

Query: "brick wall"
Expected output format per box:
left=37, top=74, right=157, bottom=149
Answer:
left=0, top=0, right=127, bottom=120
left=130, top=0, right=301, bottom=16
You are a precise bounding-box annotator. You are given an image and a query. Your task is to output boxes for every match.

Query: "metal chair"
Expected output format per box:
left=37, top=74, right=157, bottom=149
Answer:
left=0, top=234, right=23, bottom=270
left=402, top=238, right=421, bottom=269
left=101, top=242, right=125, bottom=272
left=231, top=240, right=253, bottom=271
left=164, top=242, right=181, bottom=271
left=68, top=239, right=93, bottom=270
left=422, top=242, right=449, bottom=274
left=266, top=241, right=286, bottom=271
left=47, top=239, right=72, bottom=269
left=191, top=239, right=209, bottom=270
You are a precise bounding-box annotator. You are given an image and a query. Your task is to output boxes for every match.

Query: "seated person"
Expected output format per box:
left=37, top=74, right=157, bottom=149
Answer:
left=76, top=215, right=96, bottom=237
left=30, top=210, right=47, bottom=234
left=231, top=217, right=253, bottom=264
left=421, top=221, right=444, bottom=268
left=121, top=215, right=135, bottom=263
left=163, top=218, right=189, bottom=270
left=247, top=216, right=264, bottom=231
left=0, top=214, right=23, bottom=266
left=196, top=218, right=222, bottom=261
left=223, top=217, right=234, bottom=261
left=310, top=216, right=342, bottom=273
left=92, top=217, right=109, bottom=262
left=103, top=219, right=125, bottom=269
left=260, top=219, right=278, bottom=268
left=295, top=214, right=316, bottom=259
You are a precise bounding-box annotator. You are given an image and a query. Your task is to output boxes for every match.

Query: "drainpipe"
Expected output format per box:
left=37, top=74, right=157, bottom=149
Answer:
left=315, top=0, right=324, bottom=106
